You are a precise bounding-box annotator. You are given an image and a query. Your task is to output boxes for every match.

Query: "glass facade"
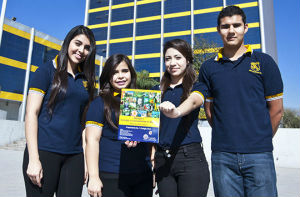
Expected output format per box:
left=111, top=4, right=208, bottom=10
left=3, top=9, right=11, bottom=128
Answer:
left=88, top=0, right=263, bottom=77
left=0, top=19, right=61, bottom=102
left=0, top=19, right=102, bottom=103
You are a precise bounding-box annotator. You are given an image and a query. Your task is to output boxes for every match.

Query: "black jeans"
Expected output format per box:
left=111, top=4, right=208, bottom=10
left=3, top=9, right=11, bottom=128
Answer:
left=91, top=171, right=153, bottom=197
left=23, top=147, right=84, bottom=197
left=155, top=143, right=210, bottom=197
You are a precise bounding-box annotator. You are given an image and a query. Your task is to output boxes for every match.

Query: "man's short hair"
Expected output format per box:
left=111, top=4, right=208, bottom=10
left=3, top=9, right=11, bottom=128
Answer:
left=217, top=6, right=247, bottom=26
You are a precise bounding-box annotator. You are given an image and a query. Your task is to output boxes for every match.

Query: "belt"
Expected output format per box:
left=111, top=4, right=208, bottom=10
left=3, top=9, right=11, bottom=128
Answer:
left=157, top=143, right=202, bottom=158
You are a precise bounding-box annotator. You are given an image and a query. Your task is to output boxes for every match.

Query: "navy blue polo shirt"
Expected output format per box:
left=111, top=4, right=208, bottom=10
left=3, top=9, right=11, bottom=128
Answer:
left=28, top=57, right=89, bottom=154
left=85, top=96, right=151, bottom=174
left=154, top=82, right=206, bottom=149
left=199, top=45, right=283, bottom=153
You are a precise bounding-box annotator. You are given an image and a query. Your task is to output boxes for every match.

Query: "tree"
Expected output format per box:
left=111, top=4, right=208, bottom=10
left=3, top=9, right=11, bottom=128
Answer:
left=193, top=36, right=218, bottom=120
left=282, top=108, right=300, bottom=128
left=136, top=70, right=160, bottom=90
left=193, top=36, right=218, bottom=72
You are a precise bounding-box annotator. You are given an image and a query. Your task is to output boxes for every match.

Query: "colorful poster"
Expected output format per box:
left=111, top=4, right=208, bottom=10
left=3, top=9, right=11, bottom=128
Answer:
left=118, top=88, right=161, bottom=143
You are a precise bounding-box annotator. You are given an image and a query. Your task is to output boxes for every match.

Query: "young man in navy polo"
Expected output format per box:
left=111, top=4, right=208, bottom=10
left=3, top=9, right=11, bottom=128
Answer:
left=198, top=6, right=283, bottom=197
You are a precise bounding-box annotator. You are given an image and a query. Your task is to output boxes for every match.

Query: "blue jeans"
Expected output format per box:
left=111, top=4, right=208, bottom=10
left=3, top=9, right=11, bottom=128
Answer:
left=211, top=151, right=277, bottom=197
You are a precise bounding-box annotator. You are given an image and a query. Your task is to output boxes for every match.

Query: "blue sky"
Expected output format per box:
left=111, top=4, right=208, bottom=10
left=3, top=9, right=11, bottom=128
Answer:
left=1, top=0, right=299, bottom=110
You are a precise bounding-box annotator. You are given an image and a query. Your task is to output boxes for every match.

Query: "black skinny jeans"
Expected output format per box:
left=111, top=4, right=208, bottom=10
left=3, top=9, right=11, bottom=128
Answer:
left=23, top=147, right=84, bottom=197
left=155, top=143, right=210, bottom=197
left=91, top=171, right=153, bottom=197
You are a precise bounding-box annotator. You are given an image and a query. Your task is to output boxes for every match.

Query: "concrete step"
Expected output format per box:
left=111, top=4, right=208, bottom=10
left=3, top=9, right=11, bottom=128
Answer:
left=0, top=138, right=26, bottom=151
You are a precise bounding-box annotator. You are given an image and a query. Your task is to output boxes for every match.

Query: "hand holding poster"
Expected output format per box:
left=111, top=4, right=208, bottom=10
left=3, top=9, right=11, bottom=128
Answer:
left=118, top=89, right=161, bottom=143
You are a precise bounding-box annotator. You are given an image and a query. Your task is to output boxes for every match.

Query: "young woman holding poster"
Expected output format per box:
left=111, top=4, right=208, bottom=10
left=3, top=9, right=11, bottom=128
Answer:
left=85, top=54, right=153, bottom=197
left=23, top=25, right=96, bottom=197
left=153, top=39, right=210, bottom=197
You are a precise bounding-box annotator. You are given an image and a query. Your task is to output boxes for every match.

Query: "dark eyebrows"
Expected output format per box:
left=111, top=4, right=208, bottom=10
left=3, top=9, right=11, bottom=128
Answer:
left=74, top=39, right=91, bottom=49
left=165, top=54, right=182, bottom=58
left=74, top=39, right=82, bottom=44
left=233, top=23, right=242, bottom=26
left=220, top=22, right=243, bottom=28
left=113, top=68, right=129, bottom=73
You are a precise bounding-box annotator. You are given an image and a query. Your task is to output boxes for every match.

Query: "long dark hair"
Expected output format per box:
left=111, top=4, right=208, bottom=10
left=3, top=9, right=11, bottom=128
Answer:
left=99, top=54, right=137, bottom=129
left=47, top=25, right=96, bottom=115
left=161, top=39, right=196, bottom=103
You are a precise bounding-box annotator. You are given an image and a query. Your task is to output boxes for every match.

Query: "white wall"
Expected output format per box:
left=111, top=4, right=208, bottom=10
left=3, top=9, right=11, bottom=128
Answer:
left=0, top=121, right=299, bottom=169
left=273, top=128, right=300, bottom=168
left=0, top=100, right=21, bottom=120
left=199, top=127, right=300, bottom=169
left=0, top=109, right=7, bottom=119
left=199, top=127, right=212, bottom=163
left=0, top=120, right=24, bottom=146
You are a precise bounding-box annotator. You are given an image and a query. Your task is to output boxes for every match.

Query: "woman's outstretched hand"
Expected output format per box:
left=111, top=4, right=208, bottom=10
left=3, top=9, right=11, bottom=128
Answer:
left=159, top=101, right=181, bottom=118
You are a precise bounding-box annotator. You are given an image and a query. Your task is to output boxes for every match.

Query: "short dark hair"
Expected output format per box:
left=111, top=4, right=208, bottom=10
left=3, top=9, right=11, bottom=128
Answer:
left=217, top=6, right=246, bottom=26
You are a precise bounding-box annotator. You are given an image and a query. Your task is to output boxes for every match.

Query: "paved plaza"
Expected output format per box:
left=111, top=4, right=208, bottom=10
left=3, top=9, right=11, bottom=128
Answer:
left=0, top=139, right=299, bottom=197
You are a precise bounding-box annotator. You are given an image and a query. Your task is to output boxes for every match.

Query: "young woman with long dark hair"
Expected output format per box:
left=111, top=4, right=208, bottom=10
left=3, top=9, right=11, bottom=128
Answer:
left=85, top=54, right=153, bottom=197
left=23, top=25, right=96, bottom=197
left=153, top=39, right=210, bottom=197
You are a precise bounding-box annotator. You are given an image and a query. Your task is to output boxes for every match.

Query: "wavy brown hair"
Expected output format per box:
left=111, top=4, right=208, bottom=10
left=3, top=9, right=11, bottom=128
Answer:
left=99, top=54, right=137, bottom=129
left=161, top=39, right=196, bottom=103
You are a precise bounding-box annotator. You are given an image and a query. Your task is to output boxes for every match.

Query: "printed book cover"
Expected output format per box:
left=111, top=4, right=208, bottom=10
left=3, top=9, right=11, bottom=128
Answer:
left=118, top=88, right=161, bottom=143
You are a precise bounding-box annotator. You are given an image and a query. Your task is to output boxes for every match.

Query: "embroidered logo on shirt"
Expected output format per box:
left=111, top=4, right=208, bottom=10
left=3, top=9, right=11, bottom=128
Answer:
left=249, top=62, right=262, bottom=74
left=82, top=81, right=88, bottom=90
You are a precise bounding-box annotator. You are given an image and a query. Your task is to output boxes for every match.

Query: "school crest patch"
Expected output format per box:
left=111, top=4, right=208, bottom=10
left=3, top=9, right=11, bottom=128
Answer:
left=82, top=81, right=88, bottom=90
left=249, top=62, right=262, bottom=74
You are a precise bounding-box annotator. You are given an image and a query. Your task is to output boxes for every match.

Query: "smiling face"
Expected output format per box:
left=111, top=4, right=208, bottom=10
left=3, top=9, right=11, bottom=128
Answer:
left=218, top=15, right=248, bottom=48
left=164, top=47, right=188, bottom=82
left=110, top=61, right=131, bottom=92
left=67, top=34, right=91, bottom=68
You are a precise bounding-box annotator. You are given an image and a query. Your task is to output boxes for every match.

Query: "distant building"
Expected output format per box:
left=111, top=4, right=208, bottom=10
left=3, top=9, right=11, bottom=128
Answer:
left=0, top=18, right=61, bottom=120
left=0, top=0, right=278, bottom=120
left=0, top=18, right=102, bottom=120
left=86, top=0, right=277, bottom=78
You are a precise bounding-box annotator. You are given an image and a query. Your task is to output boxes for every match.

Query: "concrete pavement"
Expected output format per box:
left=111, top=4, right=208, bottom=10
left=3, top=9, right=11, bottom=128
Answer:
left=1, top=139, right=299, bottom=197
